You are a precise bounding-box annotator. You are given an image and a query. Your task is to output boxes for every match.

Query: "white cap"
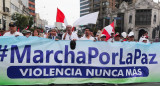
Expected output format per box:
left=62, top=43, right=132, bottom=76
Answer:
left=96, top=30, right=101, bottom=36
left=141, top=37, right=147, bottom=41
left=111, top=31, right=114, bottom=34
left=121, top=32, right=127, bottom=38
left=128, top=32, right=134, bottom=37
left=101, top=34, right=106, bottom=38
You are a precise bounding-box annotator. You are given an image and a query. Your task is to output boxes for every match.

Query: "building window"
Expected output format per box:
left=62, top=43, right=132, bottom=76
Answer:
left=29, top=4, right=35, bottom=8
left=152, top=29, right=156, bottom=39
left=11, top=3, right=19, bottom=12
left=94, top=0, right=100, bottom=3
left=154, top=15, right=156, bottom=23
left=80, top=1, right=89, bottom=6
left=80, top=5, right=89, bottom=10
left=29, top=0, right=35, bottom=3
left=94, top=4, right=100, bottom=8
left=102, top=2, right=109, bottom=6
left=80, top=10, right=89, bottom=13
left=135, top=9, right=151, bottom=25
left=29, top=9, right=35, bottom=13
left=129, top=15, right=132, bottom=24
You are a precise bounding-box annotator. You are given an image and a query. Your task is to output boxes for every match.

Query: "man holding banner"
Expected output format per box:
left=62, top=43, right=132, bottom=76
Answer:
left=62, top=25, right=79, bottom=40
left=3, top=22, right=23, bottom=37
left=80, top=27, right=95, bottom=41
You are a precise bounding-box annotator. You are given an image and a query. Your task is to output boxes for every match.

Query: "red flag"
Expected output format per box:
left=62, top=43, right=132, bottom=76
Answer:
left=102, top=21, right=115, bottom=41
left=56, top=8, right=68, bottom=26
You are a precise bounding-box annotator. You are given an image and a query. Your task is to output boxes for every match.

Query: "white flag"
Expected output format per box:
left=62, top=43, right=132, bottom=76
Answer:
left=73, top=12, right=99, bottom=27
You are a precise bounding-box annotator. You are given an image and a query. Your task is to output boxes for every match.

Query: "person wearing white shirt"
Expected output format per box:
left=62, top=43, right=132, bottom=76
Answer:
left=62, top=25, right=78, bottom=40
left=139, top=31, right=150, bottom=43
left=80, top=27, right=95, bottom=41
left=107, top=32, right=115, bottom=42
left=3, top=22, right=23, bottom=36
left=139, top=36, right=150, bottom=43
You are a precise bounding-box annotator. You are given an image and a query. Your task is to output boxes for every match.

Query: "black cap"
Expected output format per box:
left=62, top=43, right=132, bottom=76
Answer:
left=9, top=22, right=16, bottom=27
left=101, top=35, right=106, bottom=38
left=84, top=27, right=91, bottom=31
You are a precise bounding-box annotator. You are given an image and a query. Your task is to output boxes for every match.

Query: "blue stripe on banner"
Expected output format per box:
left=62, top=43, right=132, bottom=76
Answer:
left=7, top=66, right=149, bottom=78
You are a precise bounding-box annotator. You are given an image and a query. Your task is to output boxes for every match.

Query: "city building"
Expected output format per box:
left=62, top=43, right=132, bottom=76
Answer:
left=115, top=0, right=137, bottom=8
left=21, top=0, right=29, bottom=7
left=29, top=0, right=35, bottom=17
left=80, top=0, right=90, bottom=17
left=35, top=13, right=48, bottom=29
left=0, top=0, right=46, bottom=31
left=10, top=0, right=30, bottom=16
left=89, top=0, right=116, bottom=29
left=54, top=22, right=63, bottom=29
left=108, top=0, right=160, bottom=41
left=80, top=0, right=118, bottom=29
left=0, top=0, right=11, bottom=30
left=21, top=0, right=30, bottom=15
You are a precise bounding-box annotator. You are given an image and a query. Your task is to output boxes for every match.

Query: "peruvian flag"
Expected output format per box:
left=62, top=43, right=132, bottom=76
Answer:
left=56, top=8, right=68, bottom=26
left=102, top=21, right=115, bottom=41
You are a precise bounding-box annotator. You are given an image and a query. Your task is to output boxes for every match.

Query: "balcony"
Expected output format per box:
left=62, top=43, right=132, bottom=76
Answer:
left=30, top=12, right=35, bottom=16
left=29, top=7, right=35, bottom=11
left=29, top=1, right=35, bottom=5
left=2, top=12, right=10, bottom=16
left=1, top=7, right=10, bottom=16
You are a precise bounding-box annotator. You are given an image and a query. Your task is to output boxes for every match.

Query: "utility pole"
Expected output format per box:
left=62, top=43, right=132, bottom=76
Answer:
left=2, top=0, right=6, bottom=30
left=3, top=0, right=5, bottom=12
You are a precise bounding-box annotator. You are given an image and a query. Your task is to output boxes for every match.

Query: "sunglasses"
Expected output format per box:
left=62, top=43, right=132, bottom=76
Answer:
left=9, top=25, right=15, bottom=27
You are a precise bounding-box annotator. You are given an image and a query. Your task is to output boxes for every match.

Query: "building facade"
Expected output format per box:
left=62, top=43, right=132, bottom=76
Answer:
left=10, top=0, right=30, bottom=15
left=54, top=22, right=63, bottom=29
left=21, top=0, right=29, bottom=7
left=35, top=13, right=48, bottom=29
left=109, top=0, right=160, bottom=41
left=0, top=0, right=48, bottom=31
left=0, top=0, right=11, bottom=30
left=115, top=0, right=137, bottom=8
left=80, top=0, right=90, bottom=17
left=89, top=0, right=116, bottom=28
left=29, top=0, right=35, bottom=17
left=80, top=0, right=117, bottom=29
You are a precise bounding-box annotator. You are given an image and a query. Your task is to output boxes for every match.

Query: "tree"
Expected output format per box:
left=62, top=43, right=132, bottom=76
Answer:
left=11, top=13, right=34, bottom=31
left=28, top=16, right=34, bottom=29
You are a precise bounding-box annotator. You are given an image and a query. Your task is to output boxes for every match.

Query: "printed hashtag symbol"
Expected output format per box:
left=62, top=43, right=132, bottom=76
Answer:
left=0, top=45, right=8, bottom=62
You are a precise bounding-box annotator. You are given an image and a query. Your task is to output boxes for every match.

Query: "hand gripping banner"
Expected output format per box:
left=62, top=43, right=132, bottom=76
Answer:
left=0, top=36, right=160, bottom=85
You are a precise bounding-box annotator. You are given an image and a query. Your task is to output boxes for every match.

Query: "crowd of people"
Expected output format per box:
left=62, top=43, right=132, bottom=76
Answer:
left=0, top=22, right=150, bottom=44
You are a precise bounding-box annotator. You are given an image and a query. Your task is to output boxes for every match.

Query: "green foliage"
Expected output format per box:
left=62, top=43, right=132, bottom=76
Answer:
left=28, top=16, right=34, bottom=29
left=115, top=27, right=121, bottom=33
left=11, top=13, right=34, bottom=31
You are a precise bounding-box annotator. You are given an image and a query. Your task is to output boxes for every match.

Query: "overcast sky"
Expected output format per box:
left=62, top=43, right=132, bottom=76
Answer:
left=36, top=0, right=80, bottom=26
left=36, top=0, right=159, bottom=26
